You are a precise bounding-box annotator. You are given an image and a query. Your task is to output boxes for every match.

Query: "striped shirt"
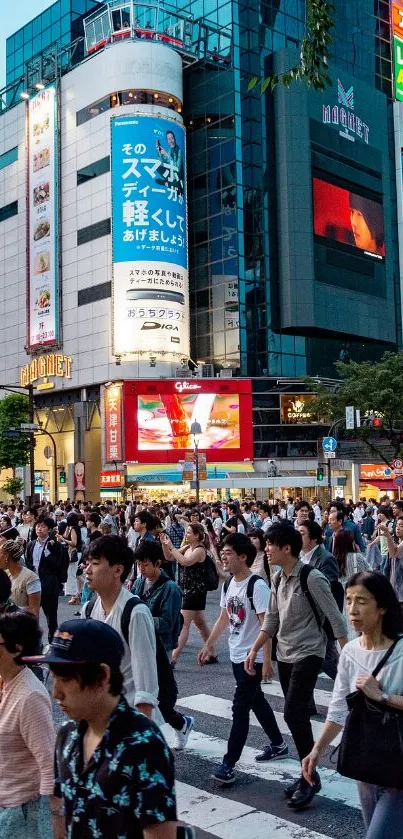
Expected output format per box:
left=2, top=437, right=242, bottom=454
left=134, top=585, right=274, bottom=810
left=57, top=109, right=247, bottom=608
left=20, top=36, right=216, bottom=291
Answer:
left=0, top=667, right=55, bottom=807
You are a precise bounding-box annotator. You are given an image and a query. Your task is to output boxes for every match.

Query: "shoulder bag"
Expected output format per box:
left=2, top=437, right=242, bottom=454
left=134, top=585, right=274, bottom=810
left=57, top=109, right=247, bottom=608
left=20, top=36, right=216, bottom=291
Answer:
left=335, top=637, right=403, bottom=788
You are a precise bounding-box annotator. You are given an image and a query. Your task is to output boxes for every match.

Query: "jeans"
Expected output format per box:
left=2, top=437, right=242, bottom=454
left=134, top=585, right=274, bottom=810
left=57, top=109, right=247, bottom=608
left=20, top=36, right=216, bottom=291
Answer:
left=358, top=782, right=403, bottom=839
left=277, top=655, right=323, bottom=762
left=321, top=637, right=339, bottom=680
left=224, top=661, right=283, bottom=767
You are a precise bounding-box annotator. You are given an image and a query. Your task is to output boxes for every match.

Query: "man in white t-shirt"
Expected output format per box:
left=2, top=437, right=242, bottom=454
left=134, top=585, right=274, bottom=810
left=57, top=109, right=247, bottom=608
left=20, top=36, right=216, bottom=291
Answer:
left=198, top=533, right=287, bottom=786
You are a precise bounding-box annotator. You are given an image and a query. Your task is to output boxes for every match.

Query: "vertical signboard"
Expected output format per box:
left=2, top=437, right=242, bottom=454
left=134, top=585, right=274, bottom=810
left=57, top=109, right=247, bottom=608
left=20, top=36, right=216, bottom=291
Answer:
left=27, top=86, right=59, bottom=349
left=111, top=114, right=189, bottom=357
left=392, top=1, right=403, bottom=101
left=104, top=384, right=123, bottom=462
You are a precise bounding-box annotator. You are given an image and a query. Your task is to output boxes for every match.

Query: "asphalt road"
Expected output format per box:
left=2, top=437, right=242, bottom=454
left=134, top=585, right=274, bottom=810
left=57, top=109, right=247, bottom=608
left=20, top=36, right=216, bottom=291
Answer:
left=48, top=591, right=365, bottom=839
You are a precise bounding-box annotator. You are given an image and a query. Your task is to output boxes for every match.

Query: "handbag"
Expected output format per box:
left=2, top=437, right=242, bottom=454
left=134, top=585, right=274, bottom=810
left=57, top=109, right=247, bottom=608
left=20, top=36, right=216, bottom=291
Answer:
left=335, top=637, right=403, bottom=789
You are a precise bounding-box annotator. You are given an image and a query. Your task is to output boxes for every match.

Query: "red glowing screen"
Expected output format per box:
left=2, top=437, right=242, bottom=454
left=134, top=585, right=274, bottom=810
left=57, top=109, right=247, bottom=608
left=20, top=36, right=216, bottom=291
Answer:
left=312, top=177, right=385, bottom=258
left=123, top=379, right=253, bottom=463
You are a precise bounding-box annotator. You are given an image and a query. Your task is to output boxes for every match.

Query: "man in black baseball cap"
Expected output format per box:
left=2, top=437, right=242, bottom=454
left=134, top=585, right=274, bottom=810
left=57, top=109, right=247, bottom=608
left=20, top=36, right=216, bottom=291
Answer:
left=26, top=619, right=179, bottom=839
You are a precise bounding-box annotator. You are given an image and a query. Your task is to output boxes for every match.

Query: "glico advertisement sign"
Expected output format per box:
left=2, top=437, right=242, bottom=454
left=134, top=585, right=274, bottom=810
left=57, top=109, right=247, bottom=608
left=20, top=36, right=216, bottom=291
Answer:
left=123, top=379, right=253, bottom=464
left=27, top=86, right=59, bottom=349
left=111, top=114, right=189, bottom=357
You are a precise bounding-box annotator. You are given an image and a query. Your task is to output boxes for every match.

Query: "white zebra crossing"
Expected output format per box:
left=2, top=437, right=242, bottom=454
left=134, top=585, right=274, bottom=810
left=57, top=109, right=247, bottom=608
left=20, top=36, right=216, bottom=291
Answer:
left=177, top=781, right=338, bottom=838
left=262, top=681, right=333, bottom=707
left=176, top=693, right=341, bottom=745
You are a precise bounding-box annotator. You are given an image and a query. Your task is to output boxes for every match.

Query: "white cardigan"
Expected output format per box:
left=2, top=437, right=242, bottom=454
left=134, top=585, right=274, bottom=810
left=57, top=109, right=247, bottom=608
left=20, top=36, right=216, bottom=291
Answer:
left=327, top=636, right=403, bottom=727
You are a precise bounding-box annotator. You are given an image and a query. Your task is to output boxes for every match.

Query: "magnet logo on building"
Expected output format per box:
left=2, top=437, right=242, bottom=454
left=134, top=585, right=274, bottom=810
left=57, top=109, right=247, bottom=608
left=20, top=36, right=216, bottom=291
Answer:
left=20, top=354, right=72, bottom=389
left=322, top=79, right=369, bottom=144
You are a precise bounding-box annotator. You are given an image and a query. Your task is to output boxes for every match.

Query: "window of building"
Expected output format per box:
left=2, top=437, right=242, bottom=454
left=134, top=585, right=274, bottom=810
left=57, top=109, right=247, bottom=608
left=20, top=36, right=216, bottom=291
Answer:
left=77, top=218, right=111, bottom=245
left=76, top=89, right=182, bottom=126
left=0, top=201, right=18, bottom=223
left=0, top=147, right=18, bottom=171
left=78, top=281, right=112, bottom=306
left=77, top=156, right=110, bottom=185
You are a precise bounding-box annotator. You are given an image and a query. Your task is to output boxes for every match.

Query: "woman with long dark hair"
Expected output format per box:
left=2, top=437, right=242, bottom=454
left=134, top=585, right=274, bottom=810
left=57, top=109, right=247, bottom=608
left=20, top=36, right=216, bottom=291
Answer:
left=56, top=512, right=82, bottom=604
left=333, top=530, right=369, bottom=641
left=303, top=572, right=403, bottom=836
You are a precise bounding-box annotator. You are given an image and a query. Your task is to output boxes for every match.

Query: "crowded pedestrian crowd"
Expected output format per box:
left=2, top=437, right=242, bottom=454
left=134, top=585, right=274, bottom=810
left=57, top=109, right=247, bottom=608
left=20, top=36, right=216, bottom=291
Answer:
left=0, top=491, right=402, bottom=838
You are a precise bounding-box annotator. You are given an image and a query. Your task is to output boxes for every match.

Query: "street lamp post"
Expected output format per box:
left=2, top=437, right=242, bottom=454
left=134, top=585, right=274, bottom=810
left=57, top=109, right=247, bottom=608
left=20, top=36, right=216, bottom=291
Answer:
left=190, top=421, right=202, bottom=504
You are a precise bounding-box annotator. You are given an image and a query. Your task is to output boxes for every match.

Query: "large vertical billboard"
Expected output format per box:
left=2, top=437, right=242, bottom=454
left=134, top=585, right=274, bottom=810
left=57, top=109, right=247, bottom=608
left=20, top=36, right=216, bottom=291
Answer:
left=123, top=378, right=253, bottom=463
left=111, top=114, right=189, bottom=357
left=27, top=86, right=59, bottom=349
left=392, top=1, right=403, bottom=101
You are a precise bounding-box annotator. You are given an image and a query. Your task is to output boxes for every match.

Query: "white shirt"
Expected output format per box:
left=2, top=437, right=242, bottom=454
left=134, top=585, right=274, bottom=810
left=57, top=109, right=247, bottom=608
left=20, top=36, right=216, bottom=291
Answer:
left=261, top=516, right=272, bottom=533
left=32, top=538, right=49, bottom=572
left=300, top=546, right=317, bottom=565
left=83, top=587, right=160, bottom=717
left=220, top=576, right=270, bottom=663
left=327, top=636, right=403, bottom=727
left=212, top=517, right=223, bottom=536
left=312, top=504, right=322, bottom=525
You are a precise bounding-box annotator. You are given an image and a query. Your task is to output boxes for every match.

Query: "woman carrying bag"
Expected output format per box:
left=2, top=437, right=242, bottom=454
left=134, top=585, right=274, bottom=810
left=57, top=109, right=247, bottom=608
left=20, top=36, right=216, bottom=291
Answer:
left=302, top=571, right=403, bottom=838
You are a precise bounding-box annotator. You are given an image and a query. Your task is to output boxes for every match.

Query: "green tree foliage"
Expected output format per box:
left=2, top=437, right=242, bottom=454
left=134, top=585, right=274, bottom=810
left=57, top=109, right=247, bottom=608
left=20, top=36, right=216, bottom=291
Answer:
left=1, top=476, right=24, bottom=501
left=306, top=352, right=403, bottom=463
left=0, top=394, right=30, bottom=472
left=248, top=0, right=334, bottom=94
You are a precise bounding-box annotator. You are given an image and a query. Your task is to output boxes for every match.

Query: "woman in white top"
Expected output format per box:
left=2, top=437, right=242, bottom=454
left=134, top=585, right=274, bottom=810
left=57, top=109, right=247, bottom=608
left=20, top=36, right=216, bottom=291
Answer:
left=333, top=529, right=370, bottom=641
left=302, top=571, right=403, bottom=837
left=0, top=540, right=41, bottom=617
left=248, top=529, right=270, bottom=585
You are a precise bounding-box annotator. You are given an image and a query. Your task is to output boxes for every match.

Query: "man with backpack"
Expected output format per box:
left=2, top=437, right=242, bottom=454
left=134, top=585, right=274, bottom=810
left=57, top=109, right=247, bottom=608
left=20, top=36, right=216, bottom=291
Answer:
left=26, top=515, right=66, bottom=643
left=198, top=533, right=286, bottom=786
left=245, top=522, right=347, bottom=810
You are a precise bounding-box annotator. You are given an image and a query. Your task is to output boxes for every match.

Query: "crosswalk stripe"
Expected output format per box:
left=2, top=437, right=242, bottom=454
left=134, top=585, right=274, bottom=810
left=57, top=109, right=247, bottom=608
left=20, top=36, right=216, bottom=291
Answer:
left=177, top=693, right=341, bottom=745
left=177, top=781, right=336, bottom=838
left=262, top=681, right=333, bottom=708
left=164, top=727, right=359, bottom=809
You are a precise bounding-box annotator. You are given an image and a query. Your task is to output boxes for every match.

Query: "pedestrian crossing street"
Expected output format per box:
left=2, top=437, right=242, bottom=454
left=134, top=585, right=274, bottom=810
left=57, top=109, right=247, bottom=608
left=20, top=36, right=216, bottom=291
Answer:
left=162, top=674, right=363, bottom=839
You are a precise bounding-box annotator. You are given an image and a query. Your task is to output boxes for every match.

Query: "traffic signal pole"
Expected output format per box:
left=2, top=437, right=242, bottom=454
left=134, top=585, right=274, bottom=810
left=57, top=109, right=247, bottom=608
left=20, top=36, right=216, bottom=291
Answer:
left=28, top=384, right=35, bottom=506
left=327, top=457, right=332, bottom=502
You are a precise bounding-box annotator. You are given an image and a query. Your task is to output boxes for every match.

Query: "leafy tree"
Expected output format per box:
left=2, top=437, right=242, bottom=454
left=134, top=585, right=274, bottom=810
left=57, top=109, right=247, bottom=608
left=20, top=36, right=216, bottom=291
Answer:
left=0, top=394, right=30, bottom=474
left=1, top=476, right=24, bottom=501
left=248, top=0, right=334, bottom=94
left=306, top=352, right=403, bottom=465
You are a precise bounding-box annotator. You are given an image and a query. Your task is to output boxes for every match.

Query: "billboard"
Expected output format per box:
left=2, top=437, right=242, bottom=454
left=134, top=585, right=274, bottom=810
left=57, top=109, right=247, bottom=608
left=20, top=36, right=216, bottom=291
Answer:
left=111, top=114, right=189, bottom=356
left=312, top=177, right=385, bottom=259
left=392, top=2, right=403, bottom=101
left=27, top=86, right=59, bottom=349
left=104, top=383, right=123, bottom=462
left=123, top=379, right=253, bottom=463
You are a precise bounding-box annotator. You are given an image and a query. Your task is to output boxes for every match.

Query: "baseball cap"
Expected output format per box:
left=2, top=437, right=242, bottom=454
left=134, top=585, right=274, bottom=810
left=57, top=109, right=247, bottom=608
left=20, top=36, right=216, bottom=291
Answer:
left=23, top=619, right=124, bottom=667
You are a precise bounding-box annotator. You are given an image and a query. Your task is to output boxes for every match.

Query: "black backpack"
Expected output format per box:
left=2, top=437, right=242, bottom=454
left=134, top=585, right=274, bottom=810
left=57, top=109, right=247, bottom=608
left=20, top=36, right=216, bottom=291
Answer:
left=223, top=574, right=262, bottom=611
left=204, top=554, right=219, bottom=591
left=85, top=595, right=178, bottom=710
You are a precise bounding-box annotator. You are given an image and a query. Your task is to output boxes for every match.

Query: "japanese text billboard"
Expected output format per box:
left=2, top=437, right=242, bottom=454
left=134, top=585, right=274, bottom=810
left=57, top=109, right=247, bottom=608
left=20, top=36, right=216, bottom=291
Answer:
left=111, top=114, right=189, bottom=356
left=392, top=2, right=403, bottom=101
left=123, top=379, right=253, bottom=464
left=104, top=384, right=123, bottom=463
left=27, top=86, right=59, bottom=349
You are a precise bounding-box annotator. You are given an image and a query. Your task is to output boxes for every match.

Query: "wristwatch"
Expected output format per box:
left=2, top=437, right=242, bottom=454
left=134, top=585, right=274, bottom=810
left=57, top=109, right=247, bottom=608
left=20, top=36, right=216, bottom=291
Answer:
left=381, top=691, right=390, bottom=704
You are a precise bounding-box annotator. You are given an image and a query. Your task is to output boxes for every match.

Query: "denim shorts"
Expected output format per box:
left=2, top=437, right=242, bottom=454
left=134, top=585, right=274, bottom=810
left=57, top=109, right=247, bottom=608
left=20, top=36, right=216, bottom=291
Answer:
left=0, top=795, right=53, bottom=839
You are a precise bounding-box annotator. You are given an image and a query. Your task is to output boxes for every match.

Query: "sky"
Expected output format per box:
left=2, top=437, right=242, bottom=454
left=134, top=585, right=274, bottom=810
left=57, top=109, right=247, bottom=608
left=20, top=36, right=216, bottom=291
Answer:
left=1, top=1, right=54, bottom=89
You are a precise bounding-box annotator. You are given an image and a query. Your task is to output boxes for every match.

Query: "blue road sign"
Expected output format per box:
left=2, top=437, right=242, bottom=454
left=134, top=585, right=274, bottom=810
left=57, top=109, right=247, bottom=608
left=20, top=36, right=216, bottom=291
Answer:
left=322, top=436, right=337, bottom=453
left=394, top=476, right=403, bottom=487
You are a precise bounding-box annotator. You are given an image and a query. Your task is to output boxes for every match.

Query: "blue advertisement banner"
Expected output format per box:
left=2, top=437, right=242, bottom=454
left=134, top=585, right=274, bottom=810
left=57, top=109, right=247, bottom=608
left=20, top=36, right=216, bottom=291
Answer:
left=111, top=114, right=189, bottom=357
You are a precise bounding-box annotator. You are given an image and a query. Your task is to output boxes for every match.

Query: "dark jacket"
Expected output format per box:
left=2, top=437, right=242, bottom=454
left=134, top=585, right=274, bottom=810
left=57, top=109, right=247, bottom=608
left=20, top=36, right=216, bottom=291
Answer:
left=308, top=544, right=339, bottom=583
left=324, top=519, right=366, bottom=553
left=26, top=535, right=63, bottom=588
left=132, top=569, right=182, bottom=651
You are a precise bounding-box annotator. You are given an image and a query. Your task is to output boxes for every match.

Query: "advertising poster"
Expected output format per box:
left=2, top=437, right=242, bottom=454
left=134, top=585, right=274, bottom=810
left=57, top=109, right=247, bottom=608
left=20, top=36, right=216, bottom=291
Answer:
left=74, top=461, right=86, bottom=492
left=312, top=177, right=385, bottom=259
left=28, top=86, right=59, bottom=349
left=111, top=114, right=189, bottom=356
left=104, top=384, right=123, bottom=462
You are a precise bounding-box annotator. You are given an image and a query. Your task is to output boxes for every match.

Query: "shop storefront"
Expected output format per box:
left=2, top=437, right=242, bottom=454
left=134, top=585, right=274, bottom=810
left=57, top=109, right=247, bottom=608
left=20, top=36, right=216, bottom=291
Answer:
left=359, top=463, right=400, bottom=501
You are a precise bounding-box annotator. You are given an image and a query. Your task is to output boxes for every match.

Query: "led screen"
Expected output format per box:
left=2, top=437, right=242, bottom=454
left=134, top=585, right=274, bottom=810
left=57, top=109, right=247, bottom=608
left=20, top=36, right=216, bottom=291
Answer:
left=312, top=177, right=385, bottom=259
left=137, top=392, right=240, bottom=450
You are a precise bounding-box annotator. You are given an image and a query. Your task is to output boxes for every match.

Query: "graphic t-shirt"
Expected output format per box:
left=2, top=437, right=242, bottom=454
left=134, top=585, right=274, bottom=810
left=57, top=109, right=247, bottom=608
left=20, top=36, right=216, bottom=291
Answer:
left=220, top=575, right=270, bottom=664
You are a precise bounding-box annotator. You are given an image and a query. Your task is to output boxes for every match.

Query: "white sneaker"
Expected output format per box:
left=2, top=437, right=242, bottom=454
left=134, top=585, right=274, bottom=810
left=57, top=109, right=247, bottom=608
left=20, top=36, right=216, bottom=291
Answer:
left=173, top=714, right=194, bottom=750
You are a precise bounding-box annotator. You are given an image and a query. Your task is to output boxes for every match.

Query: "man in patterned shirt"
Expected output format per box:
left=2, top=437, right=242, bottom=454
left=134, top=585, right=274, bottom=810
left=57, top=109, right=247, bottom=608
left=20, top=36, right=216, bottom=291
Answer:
left=27, top=619, right=178, bottom=839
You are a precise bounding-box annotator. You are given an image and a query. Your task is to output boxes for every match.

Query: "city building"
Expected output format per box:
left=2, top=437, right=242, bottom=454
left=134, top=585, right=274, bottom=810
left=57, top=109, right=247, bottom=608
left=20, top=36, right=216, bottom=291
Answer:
left=0, top=0, right=399, bottom=502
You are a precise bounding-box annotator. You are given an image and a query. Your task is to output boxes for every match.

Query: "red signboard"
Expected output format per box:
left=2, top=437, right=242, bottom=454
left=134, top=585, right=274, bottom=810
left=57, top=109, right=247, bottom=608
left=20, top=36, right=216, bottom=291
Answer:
left=100, top=471, right=123, bottom=488
left=104, top=384, right=123, bottom=462
left=123, top=379, right=253, bottom=464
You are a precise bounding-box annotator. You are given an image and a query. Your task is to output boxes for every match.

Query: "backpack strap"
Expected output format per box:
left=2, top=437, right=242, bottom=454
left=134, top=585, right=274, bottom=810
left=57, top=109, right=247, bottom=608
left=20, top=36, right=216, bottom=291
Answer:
left=223, top=576, right=232, bottom=595
left=372, top=636, right=403, bottom=678
left=84, top=594, right=97, bottom=618
left=120, top=596, right=142, bottom=645
left=299, top=564, right=322, bottom=631
left=273, top=569, right=282, bottom=594
left=246, top=574, right=261, bottom=613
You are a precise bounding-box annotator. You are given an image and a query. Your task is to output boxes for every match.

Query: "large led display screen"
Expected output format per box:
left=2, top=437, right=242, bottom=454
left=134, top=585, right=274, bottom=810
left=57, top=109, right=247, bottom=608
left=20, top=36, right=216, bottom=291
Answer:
left=313, top=177, right=385, bottom=260
left=124, top=379, right=253, bottom=463
left=111, top=113, right=189, bottom=357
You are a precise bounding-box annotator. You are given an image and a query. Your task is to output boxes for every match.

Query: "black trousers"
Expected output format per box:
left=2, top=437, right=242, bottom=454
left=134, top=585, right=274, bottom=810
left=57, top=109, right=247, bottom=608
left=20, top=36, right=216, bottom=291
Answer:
left=41, top=582, right=59, bottom=643
left=159, top=700, right=185, bottom=732
left=224, top=661, right=283, bottom=767
left=277, top=655, right=323, bottom=762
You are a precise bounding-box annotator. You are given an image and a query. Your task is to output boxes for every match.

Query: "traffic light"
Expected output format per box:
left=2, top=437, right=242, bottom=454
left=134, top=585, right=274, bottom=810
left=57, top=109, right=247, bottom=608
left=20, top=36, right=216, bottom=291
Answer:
left=316, top=467, right=324, bottom=481
left=362, top=415, right=383, bottom=429
left=59, top=471, right=66, bottom=484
